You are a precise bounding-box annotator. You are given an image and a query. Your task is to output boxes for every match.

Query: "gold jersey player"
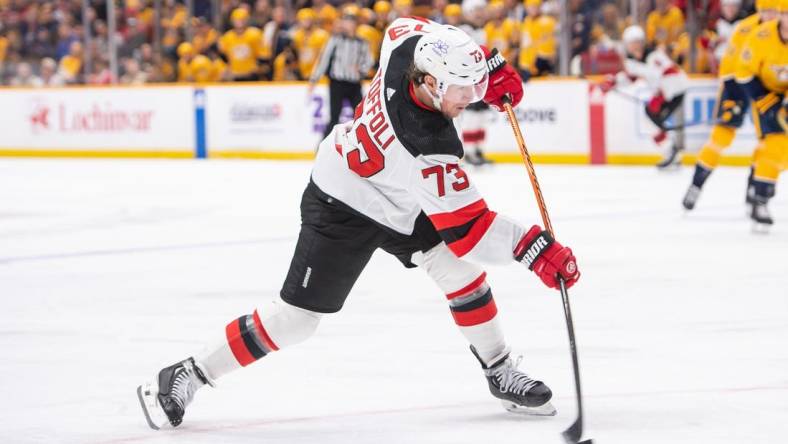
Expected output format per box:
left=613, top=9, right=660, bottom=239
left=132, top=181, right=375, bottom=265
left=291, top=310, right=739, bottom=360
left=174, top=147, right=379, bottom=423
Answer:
left=682, top=0, right=780, bottom=211
left=734, top=0, right=788, bottom=226
left=137, top=17, right=580, bottom=429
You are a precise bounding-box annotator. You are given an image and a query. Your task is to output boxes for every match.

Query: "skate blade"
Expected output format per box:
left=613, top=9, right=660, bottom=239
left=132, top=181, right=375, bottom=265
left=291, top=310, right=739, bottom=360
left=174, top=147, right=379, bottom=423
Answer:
left=137, top=382, right=169, bottom=430
left=502, top=400, right=557, bottom=416
left=751, top=222, right=772, bottom=234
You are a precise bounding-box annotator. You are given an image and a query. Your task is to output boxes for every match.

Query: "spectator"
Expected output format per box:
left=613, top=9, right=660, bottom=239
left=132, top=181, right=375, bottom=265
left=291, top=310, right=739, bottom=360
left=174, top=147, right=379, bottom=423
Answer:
left=672, top=29, right=717, bottom=73
left=177, top=42, right=195, bottom=81
left=252, top=0, right=272, bottom=30
left=218, top=7, right=264, bottom=81
left=86, top=59, right=113, bottom=84
left=120, top=17, right=148, bottom=59
left=504, top=0, right=526, bottom=22
left=191, top=52, right=226, bottom=82
left=646, top=0, right=685, bottom=49
left=55, top=23, right=78, bottom=60
left=519, top=0, right=557, bottom=78
left=261, top=5, right=290, bottom=79
left=10, top=61, right=43, bottom=87
left=357, top=8, right=383, bottom=72
left=393, top=0, right=413, bottom=18
left=443, top=3, right=463, bottom=26
left=429, top=0, right=449, bottom=23
left=162, top=27, right=181, bottom=57
left=569, top=0, right=592, bottom=57
left=292, top=8, right=330, bottom=80
left=40, top=57, right=65, bottom=86
left=120, top=58, right=148, bottom=84
left=192, top=17, right=218, bottom=54
left=272, top=43, right=301, bottom=80
left=0, top=29, right=10, bottom=71
left=373, top=1, right=393, bottom=27
left=189, top=54, right=213, bottom=83
left=137, top=42, right=156, bottom=73
left=592, top=3, right=627, bottom=49
left=485, top=0, right=519, bottom=62
left=58, top=40, right=82, bottom=83
left=314, top=0, right=338, bottom=32
left=714, top=0, right=745, bottom=64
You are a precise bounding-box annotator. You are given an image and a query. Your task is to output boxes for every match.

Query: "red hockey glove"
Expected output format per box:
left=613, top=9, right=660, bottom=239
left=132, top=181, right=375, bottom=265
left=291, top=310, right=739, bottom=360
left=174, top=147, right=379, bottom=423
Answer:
left=481, top=46, right=524, bottom=111
left=647, top=93, right=666, bottom=115
left=514, top=225, right=580, bottom=290
left=598, top=74, right=616, bottom=93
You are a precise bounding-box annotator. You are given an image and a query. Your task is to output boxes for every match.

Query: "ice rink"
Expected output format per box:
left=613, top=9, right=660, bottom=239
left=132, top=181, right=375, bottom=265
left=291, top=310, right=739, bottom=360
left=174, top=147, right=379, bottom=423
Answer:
left=1, top=159, right=786, bottom=444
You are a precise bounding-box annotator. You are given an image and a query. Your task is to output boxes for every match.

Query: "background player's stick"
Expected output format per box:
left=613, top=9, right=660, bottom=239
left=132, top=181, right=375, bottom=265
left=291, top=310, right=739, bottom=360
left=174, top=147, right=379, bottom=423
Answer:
left=502, top=97, right=593, bottom=444
left=607, top=88, right=701, bottom=131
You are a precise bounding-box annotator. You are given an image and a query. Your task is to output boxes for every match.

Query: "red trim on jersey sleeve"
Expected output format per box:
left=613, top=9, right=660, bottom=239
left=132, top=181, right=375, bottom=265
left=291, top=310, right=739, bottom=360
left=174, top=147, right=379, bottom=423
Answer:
left=662, top=66, right=680, bottom=76
left=451, top=298, right=498, bottom=326
left=428, top=199, right=489, bottom=230
left=446, top=211, right=497, bottom=257
left=253, top=309, right=280, bottom=352
left=226, top=319, right=256, bottom=366
left=446, top=272, right=487, bottom=300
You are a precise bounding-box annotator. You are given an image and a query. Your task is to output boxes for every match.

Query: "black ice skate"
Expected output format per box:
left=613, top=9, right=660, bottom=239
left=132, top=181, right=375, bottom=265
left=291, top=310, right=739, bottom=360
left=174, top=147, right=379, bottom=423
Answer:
left=137, top=357, right=212, bottom=430
left=682, top=185, right=701, bottom=210
left=746, top=184, right=756, bottom=206
left=656, top=144, right=683, bottom=169
left=750, top=201, right=774, bottom=230
left=465, top=149, right=494, bottom=167
left=471, top=346, right=556, bottom=416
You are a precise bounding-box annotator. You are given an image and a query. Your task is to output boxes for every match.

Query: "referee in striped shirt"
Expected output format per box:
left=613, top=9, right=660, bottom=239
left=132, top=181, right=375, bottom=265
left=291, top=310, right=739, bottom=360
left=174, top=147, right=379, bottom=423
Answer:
left=308, top=5, right=374, bottom=139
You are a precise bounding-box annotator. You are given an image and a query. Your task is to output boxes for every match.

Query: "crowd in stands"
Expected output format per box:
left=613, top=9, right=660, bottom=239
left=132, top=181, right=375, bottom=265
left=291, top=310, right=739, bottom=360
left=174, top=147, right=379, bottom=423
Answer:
left=0, top=0, right=759, bottom=86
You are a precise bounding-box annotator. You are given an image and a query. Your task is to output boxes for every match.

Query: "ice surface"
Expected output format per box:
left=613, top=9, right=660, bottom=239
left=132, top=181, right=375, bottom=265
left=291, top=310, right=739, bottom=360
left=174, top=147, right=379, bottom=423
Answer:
left=0, top=159, right=786, bottom=444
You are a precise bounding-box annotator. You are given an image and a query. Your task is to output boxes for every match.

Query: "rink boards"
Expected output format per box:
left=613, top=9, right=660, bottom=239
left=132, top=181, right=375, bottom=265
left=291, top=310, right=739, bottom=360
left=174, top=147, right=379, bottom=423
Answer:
left=0, top=78, right=758, bottom=165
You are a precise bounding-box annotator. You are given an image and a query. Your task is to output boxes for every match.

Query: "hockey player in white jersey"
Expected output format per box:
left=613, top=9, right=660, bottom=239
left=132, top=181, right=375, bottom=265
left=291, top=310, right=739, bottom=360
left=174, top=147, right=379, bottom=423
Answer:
left=137, top=17, right=577, bottom=430
left=457, top=0, right=495, bottom=166
left=600, top=25, right=689, bottom=169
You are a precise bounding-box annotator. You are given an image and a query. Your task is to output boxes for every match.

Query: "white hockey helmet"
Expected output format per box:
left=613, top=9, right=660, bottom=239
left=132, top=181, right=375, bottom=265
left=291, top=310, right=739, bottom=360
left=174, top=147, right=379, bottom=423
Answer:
left=622, top=25, right=646, bottom=44
left=461, top=0, right=486, bottom=16
left=413, top=25, right=489, bottom=110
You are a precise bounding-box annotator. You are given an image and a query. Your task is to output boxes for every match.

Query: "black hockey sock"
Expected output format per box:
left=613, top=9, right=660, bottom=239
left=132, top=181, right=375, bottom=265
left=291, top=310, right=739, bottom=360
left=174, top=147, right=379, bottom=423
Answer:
left=752, top=179, right=776, bottom=204
left=692, top=164, right=712, bottom=188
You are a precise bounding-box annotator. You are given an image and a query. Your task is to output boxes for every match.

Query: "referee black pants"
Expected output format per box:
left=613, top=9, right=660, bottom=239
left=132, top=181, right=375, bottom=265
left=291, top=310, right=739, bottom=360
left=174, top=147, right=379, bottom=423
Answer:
left=323, top=80, right=363, bottom=138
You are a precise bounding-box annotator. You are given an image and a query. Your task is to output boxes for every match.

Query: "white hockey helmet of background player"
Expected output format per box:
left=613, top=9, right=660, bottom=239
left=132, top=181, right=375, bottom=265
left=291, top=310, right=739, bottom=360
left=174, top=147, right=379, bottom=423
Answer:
left=622, top=25, right=646, bottom=57
left=622, top=25, right=646, bottom=45
left=413, top=25, right=489, bottom=111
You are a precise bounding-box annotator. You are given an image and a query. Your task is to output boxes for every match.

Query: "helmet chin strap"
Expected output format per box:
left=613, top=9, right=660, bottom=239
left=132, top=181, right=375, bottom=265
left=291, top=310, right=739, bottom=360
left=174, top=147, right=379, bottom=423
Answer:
left=420, top=82, right=444, bottom=112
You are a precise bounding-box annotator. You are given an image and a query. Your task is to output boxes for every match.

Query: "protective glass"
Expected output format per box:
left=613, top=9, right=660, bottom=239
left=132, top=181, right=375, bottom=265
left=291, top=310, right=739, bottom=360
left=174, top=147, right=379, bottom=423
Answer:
left=441, top=72, right=489, bottom=104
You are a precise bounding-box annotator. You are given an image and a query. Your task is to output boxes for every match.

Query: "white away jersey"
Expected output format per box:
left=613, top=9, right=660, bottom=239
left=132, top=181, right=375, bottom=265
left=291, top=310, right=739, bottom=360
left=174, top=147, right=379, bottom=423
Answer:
left=311, top=17, right=527, bottom=265
left=616, top=48, right=688, bottom=100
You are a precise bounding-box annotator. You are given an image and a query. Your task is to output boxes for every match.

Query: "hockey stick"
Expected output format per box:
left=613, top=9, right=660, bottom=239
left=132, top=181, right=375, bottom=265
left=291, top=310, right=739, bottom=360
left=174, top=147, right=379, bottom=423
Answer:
left=502, top=98, right=593, bottom=444
left=607, top=88, right=702, bottom=131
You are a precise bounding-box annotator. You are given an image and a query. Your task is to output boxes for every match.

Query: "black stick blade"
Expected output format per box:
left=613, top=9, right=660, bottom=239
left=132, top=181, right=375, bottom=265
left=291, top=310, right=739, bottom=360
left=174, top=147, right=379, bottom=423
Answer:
left=562, top=419, right=582, bottom=444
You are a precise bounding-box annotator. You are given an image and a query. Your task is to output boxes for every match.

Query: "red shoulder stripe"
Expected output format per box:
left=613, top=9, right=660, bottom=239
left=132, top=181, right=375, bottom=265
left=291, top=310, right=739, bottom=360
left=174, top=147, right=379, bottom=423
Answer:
left=428, top=199, right=488, bottom=230
left=446, top=211, right=497, bottom=257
